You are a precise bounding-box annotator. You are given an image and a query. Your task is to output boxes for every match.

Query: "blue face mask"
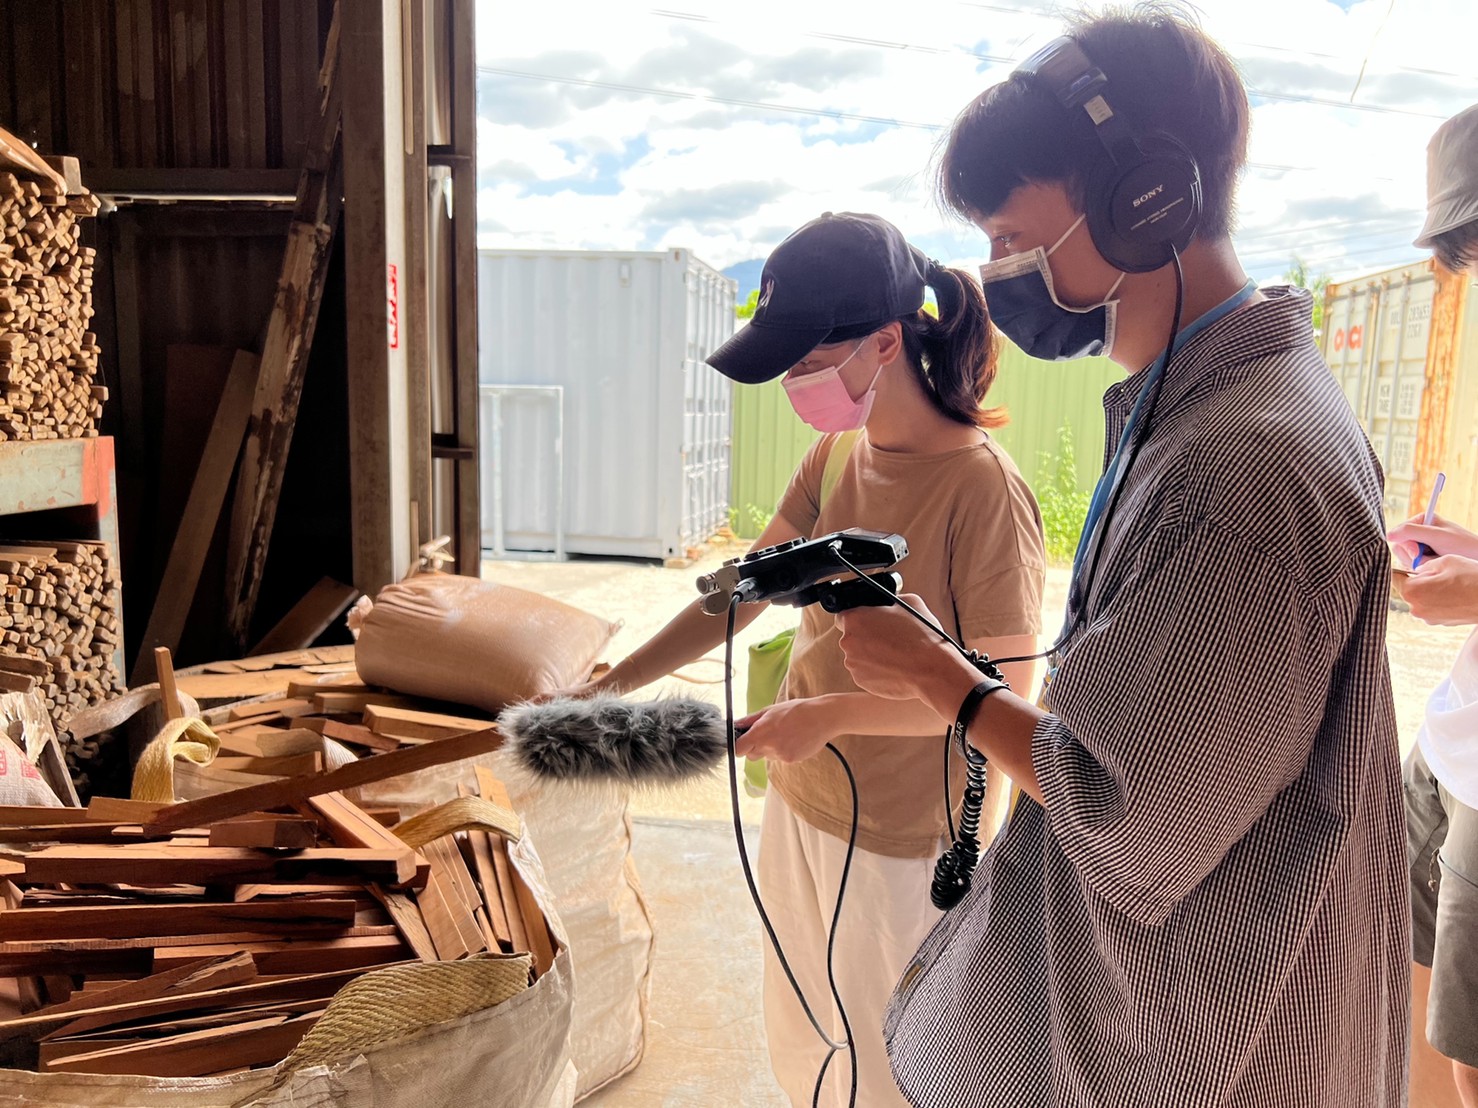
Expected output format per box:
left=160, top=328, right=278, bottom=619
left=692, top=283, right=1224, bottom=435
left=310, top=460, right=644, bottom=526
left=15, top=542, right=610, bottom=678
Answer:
left=977, top=215, right=1125, bottom=362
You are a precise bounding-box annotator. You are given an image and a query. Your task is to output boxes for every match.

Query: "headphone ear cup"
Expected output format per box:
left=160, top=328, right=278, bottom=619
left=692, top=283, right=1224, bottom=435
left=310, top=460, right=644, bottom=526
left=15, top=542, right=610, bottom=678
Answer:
left=1086, top=142, right=1203, bottom=273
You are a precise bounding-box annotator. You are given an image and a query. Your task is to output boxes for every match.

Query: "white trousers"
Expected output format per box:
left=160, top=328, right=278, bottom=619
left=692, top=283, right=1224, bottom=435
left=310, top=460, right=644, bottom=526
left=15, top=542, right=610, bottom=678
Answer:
left=758, top=792, right=943, bottom=1108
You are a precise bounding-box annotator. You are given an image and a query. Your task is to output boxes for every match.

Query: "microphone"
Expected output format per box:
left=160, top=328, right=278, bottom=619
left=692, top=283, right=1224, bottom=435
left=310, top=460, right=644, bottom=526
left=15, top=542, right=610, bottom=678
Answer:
left=497, top=696, right=729, bottom=788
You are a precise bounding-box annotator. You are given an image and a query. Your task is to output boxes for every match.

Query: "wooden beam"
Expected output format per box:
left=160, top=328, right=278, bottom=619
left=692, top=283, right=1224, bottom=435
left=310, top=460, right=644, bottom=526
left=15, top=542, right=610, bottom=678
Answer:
left=84, top=168, right=302, bottom=195
left=207, top=817, right=320, bottom=850
left=0, top=900, right=354, bottom=942
left=152, top=935, right=408, bottom=975
left=26, top=954, right=256, bottom=1020
left=43, top=1009, right=325, bottom=1076
left=364, top=705, right=490, bottom=742
left=223, top=4, right=345, bottom=649
left=247, top=577, right=361, bottom=656
left=8, top=847, right=416, bottom=887
left=343, top=0, right=414, bottom=594
left=143, top=726, right=502, bottom=835
left=13, top=964, right=400, bottom=1043
left=132, top=352, right=263, bottom=684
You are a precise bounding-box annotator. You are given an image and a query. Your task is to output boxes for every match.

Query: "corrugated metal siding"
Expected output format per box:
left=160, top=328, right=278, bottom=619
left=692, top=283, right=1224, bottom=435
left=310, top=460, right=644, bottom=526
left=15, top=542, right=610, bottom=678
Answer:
left=729, top=376, right=818, bottom=537
left=0, top=0, right=326, bottom=173
left=477, top=249, right=735, bottom=560
left=1323, top=259, right=1478, bottom=528
left=726, top=341, right=1118, bottom=539
left=986, top=346, right=1121, bottom=494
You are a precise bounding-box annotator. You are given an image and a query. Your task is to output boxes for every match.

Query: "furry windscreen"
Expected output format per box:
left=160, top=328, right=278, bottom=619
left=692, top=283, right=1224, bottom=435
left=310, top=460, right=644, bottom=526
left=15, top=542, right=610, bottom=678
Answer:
left=497, top=697, right=728, bottom=787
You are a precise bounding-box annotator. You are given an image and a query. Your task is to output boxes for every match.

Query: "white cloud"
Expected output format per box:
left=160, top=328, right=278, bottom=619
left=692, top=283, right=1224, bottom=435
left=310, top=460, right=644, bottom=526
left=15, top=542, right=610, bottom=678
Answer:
left=475, top=0, right=1478, bottom=281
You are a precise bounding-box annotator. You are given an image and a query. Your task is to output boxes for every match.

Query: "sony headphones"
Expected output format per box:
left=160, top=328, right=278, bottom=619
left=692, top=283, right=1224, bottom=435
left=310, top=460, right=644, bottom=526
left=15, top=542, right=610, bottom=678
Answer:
left=1017, top=36, right=1202, bottom=273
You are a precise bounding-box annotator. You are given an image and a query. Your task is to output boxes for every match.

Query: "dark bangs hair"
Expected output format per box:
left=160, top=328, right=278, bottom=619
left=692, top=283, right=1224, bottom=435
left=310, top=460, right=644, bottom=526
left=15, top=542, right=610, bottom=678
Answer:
left=937, top=3, right=1250, bottom=240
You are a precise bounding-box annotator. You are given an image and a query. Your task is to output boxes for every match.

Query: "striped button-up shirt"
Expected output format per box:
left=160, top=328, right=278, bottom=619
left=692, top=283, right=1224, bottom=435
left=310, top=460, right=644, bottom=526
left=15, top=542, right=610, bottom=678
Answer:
left=885, top=286, right=1409, bottom=1106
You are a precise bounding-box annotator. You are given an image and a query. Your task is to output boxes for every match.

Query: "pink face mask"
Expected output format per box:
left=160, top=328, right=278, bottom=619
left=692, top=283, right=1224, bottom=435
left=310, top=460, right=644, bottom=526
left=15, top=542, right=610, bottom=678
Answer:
left=782, top=340, right=883, bottom=433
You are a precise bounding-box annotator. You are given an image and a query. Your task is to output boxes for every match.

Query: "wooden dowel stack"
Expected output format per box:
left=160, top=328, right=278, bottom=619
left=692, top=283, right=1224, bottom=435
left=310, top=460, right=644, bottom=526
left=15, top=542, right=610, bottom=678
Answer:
left=0, top=170, right=105, bottom=442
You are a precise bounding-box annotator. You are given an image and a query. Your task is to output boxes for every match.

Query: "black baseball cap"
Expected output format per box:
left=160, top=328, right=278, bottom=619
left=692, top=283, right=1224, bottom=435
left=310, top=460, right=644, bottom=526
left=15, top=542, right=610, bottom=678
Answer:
left=707, top=212, right=929, bottom=384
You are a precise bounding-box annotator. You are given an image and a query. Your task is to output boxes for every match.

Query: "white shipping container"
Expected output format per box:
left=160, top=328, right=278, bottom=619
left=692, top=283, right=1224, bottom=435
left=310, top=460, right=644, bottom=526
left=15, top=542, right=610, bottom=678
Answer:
left=478, top=248, right=736, bottom=560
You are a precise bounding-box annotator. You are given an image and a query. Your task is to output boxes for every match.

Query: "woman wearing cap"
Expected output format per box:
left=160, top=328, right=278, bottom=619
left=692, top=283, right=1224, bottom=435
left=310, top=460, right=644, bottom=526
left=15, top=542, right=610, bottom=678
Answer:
left=557, top=211, right=1045, bottom=1106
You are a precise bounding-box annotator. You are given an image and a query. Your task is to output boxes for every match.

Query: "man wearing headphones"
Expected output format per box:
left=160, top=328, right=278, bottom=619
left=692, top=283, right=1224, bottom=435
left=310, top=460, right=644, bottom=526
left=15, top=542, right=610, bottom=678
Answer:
left=837, top=9, right=1409, bottom=1106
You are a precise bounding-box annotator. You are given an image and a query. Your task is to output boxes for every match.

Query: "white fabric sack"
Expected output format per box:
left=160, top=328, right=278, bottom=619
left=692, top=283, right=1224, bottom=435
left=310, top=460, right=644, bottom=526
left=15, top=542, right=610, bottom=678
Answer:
left=0, top=830, right=576, bottom=1108
left=355, top=753, right=655, bottom=1100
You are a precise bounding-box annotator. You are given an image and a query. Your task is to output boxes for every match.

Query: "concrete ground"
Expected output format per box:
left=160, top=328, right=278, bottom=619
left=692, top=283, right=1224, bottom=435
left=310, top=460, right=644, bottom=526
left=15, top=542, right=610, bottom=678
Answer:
left=485, top=539, right=1468, bottom=1106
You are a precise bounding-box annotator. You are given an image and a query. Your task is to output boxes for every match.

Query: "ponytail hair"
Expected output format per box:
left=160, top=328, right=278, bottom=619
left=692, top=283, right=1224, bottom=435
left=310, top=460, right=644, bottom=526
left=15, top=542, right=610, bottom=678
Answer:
left=898, top=259, right=1006, bottom=429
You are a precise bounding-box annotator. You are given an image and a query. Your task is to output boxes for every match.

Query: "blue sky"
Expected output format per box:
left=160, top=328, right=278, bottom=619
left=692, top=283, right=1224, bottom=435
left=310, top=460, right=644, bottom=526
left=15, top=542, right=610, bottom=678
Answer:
left=475, top=0, right=1477, bottom=288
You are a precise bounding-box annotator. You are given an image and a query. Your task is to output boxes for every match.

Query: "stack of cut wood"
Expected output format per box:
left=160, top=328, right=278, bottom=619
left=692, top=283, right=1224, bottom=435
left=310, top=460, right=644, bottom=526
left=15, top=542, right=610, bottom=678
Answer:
left=0, top=753, right=552, bottom=1078
left=0, top=171, right=105, bottom=442
left=172, top=647, right=498, bottom=761
left=0, top=541, right=123, bottom=774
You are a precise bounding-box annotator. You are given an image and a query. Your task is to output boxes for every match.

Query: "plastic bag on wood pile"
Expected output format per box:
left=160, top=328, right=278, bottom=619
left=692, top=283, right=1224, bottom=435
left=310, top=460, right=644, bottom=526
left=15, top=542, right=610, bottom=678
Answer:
left=348, top=575, right=618, bottom=713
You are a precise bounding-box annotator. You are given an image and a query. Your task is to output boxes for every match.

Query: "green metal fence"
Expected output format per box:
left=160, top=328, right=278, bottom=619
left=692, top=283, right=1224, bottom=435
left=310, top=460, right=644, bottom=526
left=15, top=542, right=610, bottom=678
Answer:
left=727, top=344, right=1124, bottom=539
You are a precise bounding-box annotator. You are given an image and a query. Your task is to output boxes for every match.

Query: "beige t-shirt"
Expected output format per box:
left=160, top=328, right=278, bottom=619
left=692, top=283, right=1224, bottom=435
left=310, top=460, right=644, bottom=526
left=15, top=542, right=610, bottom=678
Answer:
left=771, top=429, right=1046, bottom=858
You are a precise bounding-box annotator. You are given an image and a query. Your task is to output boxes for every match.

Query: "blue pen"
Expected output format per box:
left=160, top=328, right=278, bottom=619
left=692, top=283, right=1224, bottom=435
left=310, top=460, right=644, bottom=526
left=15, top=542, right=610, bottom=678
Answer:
left=1412, top=472, right=1447, bottom=570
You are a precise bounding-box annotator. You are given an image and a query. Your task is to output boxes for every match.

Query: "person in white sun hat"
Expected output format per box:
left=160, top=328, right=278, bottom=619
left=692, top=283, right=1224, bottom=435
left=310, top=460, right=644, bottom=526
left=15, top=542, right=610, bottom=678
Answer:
left=1396, top=100, right=1478, bottom=1108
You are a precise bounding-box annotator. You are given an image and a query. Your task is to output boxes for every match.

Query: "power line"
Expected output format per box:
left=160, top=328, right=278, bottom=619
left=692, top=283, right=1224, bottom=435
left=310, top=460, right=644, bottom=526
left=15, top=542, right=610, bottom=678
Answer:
left=948, top=0, right=1478, bottom=85
left=478, top=66, right=947, bottom=131
left=1237, top=224, right=1421, bottom=262
left=643, top=5, right=1463, bottom=122
left=1234, top=213, right=1422, bottom=247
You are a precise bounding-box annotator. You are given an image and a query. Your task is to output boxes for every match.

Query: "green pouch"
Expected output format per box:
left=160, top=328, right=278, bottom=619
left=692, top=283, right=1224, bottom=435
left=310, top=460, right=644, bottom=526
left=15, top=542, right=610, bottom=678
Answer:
left=743, top=627, right=796, bottom=797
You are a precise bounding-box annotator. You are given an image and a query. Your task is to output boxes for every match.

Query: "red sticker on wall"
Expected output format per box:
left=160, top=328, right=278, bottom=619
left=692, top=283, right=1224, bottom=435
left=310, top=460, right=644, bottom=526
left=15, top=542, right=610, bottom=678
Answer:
left=387, top=262, right=401, bottom=350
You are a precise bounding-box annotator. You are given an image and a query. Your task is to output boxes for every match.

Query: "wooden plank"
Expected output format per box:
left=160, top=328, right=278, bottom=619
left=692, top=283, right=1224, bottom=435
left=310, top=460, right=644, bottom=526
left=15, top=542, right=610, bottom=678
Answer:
left=364, top=705, right=490, bottom=742
left=0, top=948, right=153, bottom=979
left=154, top=346, right=234, bottom=607
left=0, top=824, right=149, bottom=846
left=465, top=827, right=512, bottom=949
left=475, top=768, right=536, bottom=962
left=248, top=578, right=360, bottom=656
left=227, top=697, right=312, bottom=721
left=311, top=691, right=419, bottom=715
left=144, top=726, right=502, bottom=835
left=210, top=752, right=324, bottom=777
left=131, top=352, right=263, bottom=684
left=85, top=798, right=165, bottom=823
left=369, top=886, right=438, bottom=963
left=487, top=836, right=529, bottom=957
left=224, top=6, right=344, bottom=648
left=5, top=964, right=381, bottom=1043
left=233, top=882, right=373, bottom=904
left=174, top=672, right=303, bottom=701
left=306, top=793, right=426, bottom=886
left=0, top=899, right=355, bottom=942
left=0, top=655, right=51, bottom=679
left=216, top=727, right=322, bottom=759
left=153, top=935, right=407, bottom=976
left=411, top=864, right=475, bottom=961
left=301, top=717, right=400, bottom=752
left=43, top=1009, right=324, bottom=1076
left=285, top=672, right=366, bottom=697
left=306, top=793, right=400, bottom=852
left=27, top=955, right=257, bottom=1020
left=207, top=817, right=320, bottom=850
left=10, top=847, right=416, bottom=887
left=0, top=807, right=103, bottom=827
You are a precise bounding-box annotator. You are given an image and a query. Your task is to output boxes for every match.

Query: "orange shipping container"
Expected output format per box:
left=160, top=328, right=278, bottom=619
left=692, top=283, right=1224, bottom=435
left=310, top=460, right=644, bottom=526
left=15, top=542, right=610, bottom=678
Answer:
left=1322, top=258, right=1478, bottom=531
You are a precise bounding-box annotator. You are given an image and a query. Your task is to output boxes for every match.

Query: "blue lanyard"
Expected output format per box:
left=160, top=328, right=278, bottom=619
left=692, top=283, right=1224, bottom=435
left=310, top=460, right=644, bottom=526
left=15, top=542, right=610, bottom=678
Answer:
left=1063, top=279, right=1258, bottom=632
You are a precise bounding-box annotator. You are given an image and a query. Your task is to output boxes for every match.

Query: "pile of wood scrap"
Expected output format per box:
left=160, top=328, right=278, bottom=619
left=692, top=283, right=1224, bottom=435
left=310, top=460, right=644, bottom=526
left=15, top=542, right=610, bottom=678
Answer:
left=169, top=646, right=499, bottom=764
left=1, top=541, right=123, bottom=773
left=0, top=739, right=554, bottom=1078
left=0, top=157, right=105, bottom=443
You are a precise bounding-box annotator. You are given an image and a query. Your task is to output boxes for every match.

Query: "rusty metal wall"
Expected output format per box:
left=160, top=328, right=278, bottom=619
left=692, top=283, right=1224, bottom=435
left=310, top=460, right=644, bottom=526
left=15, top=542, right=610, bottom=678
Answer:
left=0, top=0, right=329, bottom=180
